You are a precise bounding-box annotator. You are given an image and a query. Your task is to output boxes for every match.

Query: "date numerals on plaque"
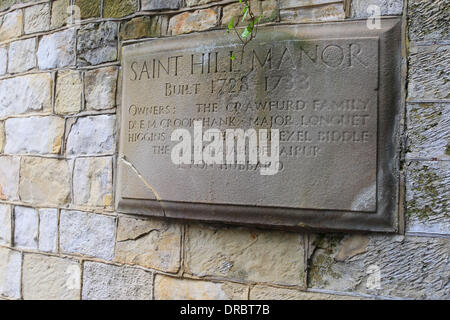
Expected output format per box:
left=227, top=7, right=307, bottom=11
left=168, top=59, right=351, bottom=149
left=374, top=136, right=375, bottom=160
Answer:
left=210, top=76, right=249, bottom=94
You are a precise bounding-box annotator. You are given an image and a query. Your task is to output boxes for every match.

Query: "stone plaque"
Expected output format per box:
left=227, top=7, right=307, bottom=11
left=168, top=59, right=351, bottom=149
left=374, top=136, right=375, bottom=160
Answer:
left=117, top=19, right=402, bottom=232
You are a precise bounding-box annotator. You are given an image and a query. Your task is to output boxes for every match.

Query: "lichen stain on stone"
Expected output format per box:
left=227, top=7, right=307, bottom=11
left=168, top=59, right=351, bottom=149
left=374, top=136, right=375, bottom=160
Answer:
left=407, top=163, right=448, bottom=221
left=307, top=234, right=344, bottom=286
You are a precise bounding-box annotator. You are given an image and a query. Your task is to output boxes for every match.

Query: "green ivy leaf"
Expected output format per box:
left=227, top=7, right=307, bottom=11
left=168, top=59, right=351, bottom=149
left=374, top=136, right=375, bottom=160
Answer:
left=242, top=5, right=249, bottom=22
left=241, top=27, right=251, bottom=39
left=227, top=17, right=234, bottom=33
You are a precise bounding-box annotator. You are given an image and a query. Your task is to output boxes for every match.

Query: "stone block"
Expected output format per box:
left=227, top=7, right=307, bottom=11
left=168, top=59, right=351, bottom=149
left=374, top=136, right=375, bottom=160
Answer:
left=103, top=0, right=137, bottom=18
left=408, top=44, right=449, bottom=100
left=74, top=0, right=101, bottom=19
left=308, top=234, right=450, bottom=299
left=13, top=206, right=38, bottom=249
left=38, top=208, right=58, bottom=253
left=60, top=210, right=115, bottom=260
left=250, top=285, right=361, bottom=300
left=154, top=275, right=247, bottom=300
left=0, top=10, right=23, bottom=42
left=84, top=66, right=118, bottom=110
left=120, top=16, right=162, bottom=40
left=51, top=0, right=70, bottom=29
left=0, top=156, right=20, bottom=201
left=351, top=0, right=403, bottom=18
left=82, top=261, right=153, bottom=300
left=406, top=103, right=449, bottom=160
left=73, top=157, right=113, bottom=207
left=186, top=0, right=220, bottom=6
left=185, top=225, right=305, bottom=286
left=142, top=0, right=181, bottom=10
left=115, top=216, right=181, bottom=272
left=5, top=116, right=65, bottom=155
left=77, top=22, right=118, bottom=66
left=0, top=204, right=11, bottom=246
left=169, top=9, right=217, bottom=35
left=22, top=254, right=80, bottom=300
left=37, top=28, right=76, bottom=69
left=222, top=0, right=277, bottom=26
left=408, top=0, right=449, bottom=41
left=406, top=161, right=450, bottom=236
left=0, top=247, right=21, bottom=299
left=0, top=73, right=52, bottom=118
left=66, top=115, right=116, bottom=156
left=19, top=157, right=71, bottom=206
left=0, top=46, right=6, bottom=75
left=24, top=3, right=51, bottom=34
left=7, top=38, right=36, bottom=74
left=280, top=3, right=344, bottom=22
left=55, top=70, right=83, bottom=115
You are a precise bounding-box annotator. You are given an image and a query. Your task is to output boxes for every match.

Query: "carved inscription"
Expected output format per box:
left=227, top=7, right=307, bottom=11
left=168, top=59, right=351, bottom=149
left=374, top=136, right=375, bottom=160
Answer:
left=120, top=34, right=379, bottom=212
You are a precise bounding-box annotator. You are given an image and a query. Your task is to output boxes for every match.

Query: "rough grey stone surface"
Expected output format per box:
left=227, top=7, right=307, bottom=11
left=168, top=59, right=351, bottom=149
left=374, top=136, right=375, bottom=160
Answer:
left=406, top=103, right=450, bottom=160
left=24, top=3, right=50, bottom=34
left=0, top=204, right=11, bottom=246
left=84, top=66, right=118, bottom=110
left=66, top=115, right=116, bottom=156
left=0, top=156, right=20, bottom=201
left=308, top=234, right=450, bottom=299
left=54, top=70, right=82, bottom=115
left=22, top=254, right=80, bottom=300
left=351, top=0, right=403, bottom=18
left=279, top=3, right=344, bottom=23
left=408, top=0, right=449, bottom=41
left=406, top=161, right=450, bottom=236
left=0, top=73, right=52, bottom=119
left=0, top=10, right=22, bottom=42
left=408, top=44, right=450, bottom=100
left=5, top=116, right=65, bottom=155
left=77, top=22, right=118, bottom=66
left=8, top=38, right=35, bottom=74
left=142, top=0, right=181, bottom=10
left=186, top=0, right=220, bottom=6
left=0, top=46, right=6, bottom=75
left=186, top=224, right=305, bottom=286
left=38, top=208, right=58, bottom=253
left=250, top=285, right=361, bottom=300
left=60, top=210, right=115, bottom=260
left=19, top=157, right=71, bottom=206
left=14, top=206, right=38, bottom=249
left=115, top=216, right=182, bottom=273
left=82, top=261, right=153, bottom=300
left=0, top=247, right=21, bottom=299
left=37, top=28, right=76, bottom=69
left=154, top=275, right=247, bottom=300
left=73, top=157, right=113, bottom=207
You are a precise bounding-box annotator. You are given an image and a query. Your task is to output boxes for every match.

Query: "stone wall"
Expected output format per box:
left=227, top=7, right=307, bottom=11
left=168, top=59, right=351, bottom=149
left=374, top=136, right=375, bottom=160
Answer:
left=0, top=0, right=448, bottom=300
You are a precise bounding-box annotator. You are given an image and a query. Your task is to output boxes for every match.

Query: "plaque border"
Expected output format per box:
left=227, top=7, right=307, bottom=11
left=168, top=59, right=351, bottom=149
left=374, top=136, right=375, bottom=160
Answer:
left=116, top=18, right=402, bottom=233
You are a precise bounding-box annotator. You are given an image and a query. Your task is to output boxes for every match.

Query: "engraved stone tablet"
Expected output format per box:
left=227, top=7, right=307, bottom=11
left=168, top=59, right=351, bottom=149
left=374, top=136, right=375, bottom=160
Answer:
left=117, top=19, right=402, bottom=232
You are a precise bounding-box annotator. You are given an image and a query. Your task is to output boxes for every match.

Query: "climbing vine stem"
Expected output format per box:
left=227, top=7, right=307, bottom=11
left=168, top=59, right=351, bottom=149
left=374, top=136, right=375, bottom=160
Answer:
left=226, top=0, right=264, bottom=61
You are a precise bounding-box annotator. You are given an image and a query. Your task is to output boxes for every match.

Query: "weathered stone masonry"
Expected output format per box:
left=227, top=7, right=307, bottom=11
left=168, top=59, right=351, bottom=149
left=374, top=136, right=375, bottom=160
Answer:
left=0, top=0, right=448, bottom=300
